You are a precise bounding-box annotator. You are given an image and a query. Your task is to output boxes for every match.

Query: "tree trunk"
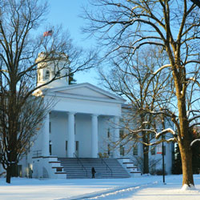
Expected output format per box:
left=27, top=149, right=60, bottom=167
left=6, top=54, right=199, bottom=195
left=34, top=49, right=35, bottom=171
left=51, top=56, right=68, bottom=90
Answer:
left=179, top=142, right=194, bottom=186
left=172, top=60, right=194, bottom=186
left=179, top=140, right=194, bottom=186
left=6, top=165, right=12, bottom=184
left=177, top=92, right=194, bottom=186
left=143, top=144, right=149, bottom=174
left=141, top=113, right=149, bottom=174
left=11, top=163, right=18, bottom=177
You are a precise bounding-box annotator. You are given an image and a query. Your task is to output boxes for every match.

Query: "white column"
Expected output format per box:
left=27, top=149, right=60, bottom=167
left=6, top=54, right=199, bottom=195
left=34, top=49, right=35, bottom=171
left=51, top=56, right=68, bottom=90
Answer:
left=91, top=114, right=98, bottom=158
left=42, top=113, right=50, bottom=157
left=68, top=112, right=75, bottom=157
left=113, top=116, right=120, bottom=158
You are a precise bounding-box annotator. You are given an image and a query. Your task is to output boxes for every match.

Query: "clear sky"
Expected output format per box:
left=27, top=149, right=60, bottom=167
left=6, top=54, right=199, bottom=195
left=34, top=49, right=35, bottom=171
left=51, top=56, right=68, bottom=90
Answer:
left=46, top=0, right=99, bottom=86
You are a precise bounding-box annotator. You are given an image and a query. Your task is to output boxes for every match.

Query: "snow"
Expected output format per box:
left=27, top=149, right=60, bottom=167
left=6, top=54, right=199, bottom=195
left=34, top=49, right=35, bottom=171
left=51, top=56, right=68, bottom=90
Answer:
left=0, top=175, right=199, bottom=200
left=166, top=138, right=176, bottom=143
left=181, top=184, right=196, bottom=191
left=156, top=128, right=176, bottom=139
left=190, top=139, right=200, bottom=146
left=188, top=77, right=196, bottom=82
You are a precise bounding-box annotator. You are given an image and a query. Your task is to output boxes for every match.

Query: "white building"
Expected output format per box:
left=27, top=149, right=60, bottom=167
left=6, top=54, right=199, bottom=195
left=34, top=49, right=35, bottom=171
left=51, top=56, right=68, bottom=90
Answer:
left=0, top=57, right=174, bottom=178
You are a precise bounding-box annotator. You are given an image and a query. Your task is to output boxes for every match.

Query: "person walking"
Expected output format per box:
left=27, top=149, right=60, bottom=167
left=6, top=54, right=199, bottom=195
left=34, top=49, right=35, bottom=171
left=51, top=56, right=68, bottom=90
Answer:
left=91, top=167, right=96, bottom=178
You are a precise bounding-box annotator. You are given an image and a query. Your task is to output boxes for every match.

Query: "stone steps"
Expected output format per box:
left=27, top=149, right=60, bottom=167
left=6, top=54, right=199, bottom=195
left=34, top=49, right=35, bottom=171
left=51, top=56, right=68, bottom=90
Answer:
left=58, top=158, right=130, bottom=179
left=118, top=158, right=141, bottom=177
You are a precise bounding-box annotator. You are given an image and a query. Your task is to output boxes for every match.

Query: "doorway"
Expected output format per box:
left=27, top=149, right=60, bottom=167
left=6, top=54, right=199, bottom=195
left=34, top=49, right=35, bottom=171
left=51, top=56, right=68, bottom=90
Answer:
left=75, top=141, right=79, bottom=157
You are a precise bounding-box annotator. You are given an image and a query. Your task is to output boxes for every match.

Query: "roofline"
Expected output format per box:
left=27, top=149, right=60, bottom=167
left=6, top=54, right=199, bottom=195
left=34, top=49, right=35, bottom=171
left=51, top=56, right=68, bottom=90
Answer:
left=42, top=82, right=125, bottom=103
left=46, top=92, right=124, bottom=104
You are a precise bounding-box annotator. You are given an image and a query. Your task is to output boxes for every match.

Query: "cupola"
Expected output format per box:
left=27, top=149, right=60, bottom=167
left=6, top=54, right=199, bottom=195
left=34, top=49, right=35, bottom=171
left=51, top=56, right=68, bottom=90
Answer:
left=36, top=52, right=69, bottom=88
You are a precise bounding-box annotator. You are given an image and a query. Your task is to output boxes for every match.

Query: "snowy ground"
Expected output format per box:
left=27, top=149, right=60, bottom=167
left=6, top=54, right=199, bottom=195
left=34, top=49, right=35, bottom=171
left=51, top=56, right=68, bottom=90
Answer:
left=0, top=175, right=200, bottom=200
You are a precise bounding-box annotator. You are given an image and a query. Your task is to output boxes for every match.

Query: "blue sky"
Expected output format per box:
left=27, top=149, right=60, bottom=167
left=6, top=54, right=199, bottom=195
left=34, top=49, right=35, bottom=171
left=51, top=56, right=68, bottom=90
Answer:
left=46, top=0, right=99, bottom=85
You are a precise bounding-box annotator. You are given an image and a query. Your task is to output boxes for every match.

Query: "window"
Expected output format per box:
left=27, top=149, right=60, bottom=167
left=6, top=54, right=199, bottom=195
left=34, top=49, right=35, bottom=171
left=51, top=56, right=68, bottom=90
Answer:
left=17, top=165, right=22, bottom=177
left=49, top=122, right=51, bottom=133
left=49, top=141, right=52, bottom=155
left=107, top=128, right=110, bottom=138
left=133, top=145, right=138, bottom=156
left=75, top=141, right=79, bottom=156
left=45, top=70, right=50, bottom=80
left=151, top=146, right=156, bottom=155
left=163, top=145, right=166, bottom=155
left=74, top=121, right=76, bottom=135
left=120, top=145, right=124, bottom=156
left=120, top=129, right=124, bottom=139
left=65, top=141, right=68, bottom=151
left=65, top=141, right=68, bottom=156
left=108, top=144, right=110, bottom=156
left=56, top=70, right=61, bottom=77
left=76, top=141, right=79, bottom=151
left=38, top=71, right=41, bottom=81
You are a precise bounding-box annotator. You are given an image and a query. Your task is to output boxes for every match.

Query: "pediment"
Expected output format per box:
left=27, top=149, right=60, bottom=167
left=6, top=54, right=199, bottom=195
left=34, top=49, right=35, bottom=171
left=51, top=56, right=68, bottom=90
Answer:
left=47, top=83, right=124, bottom=103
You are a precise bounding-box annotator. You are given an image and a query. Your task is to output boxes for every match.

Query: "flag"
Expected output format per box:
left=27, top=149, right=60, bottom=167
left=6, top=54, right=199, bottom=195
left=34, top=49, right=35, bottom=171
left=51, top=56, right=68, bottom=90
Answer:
left=43, top=30, right=53, bottom=37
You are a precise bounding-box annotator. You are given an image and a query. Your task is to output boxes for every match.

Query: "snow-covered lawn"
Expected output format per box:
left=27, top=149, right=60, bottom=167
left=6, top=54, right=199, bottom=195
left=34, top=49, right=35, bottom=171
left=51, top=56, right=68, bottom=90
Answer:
left=0, top=175, right=199, bottom=200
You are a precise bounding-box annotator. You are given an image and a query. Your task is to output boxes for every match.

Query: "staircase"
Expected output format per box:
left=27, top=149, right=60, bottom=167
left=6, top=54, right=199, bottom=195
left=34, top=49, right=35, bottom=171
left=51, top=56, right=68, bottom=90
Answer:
left=118, top=158, right=141, bottom=177
left=32, top=156, right=67, bottom=179
left=58, top=158, right=130, bottom=179
left=58, top=158, right=88, bottom=179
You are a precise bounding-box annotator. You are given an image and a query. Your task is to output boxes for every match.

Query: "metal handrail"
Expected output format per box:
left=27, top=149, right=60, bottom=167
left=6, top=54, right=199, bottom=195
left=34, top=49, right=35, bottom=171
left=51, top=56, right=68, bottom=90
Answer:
left=101, top=158, right=113, bottom=177
left=73, top=153, right=88, bottom=177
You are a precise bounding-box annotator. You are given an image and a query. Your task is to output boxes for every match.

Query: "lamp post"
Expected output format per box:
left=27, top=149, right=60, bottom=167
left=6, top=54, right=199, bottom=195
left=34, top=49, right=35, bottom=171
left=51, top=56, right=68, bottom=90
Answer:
left=161, top=116, right=166, bottom=185
left=162, top=134, right=166, bottom=184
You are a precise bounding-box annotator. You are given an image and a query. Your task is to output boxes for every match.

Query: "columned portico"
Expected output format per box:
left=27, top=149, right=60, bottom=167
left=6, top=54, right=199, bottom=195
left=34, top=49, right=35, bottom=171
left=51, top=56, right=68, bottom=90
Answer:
left=68, top=112, right=75, bottom=157
left=20, top=61, right=130, bottom=180
left=91, top=114, right=98, bottom=158
left=113, top=116, right=120, bottom=158
left=42, top=113, right=50, bottom=157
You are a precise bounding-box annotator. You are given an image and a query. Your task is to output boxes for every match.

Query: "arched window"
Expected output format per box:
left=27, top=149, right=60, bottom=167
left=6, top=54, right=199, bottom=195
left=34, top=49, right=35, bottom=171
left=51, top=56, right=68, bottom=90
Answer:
left=45, top=70, right=50, bottom=80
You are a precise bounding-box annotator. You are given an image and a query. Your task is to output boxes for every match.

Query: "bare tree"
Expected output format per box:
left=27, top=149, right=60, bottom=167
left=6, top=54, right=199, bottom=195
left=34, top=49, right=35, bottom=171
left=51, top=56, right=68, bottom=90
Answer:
left=0, top=92, right=52, bottom=183
left=0, top=0, right=95, bottom=183
left=99, top=46, right=172, bottom=174
left=84, top=0, right=200, bottom=187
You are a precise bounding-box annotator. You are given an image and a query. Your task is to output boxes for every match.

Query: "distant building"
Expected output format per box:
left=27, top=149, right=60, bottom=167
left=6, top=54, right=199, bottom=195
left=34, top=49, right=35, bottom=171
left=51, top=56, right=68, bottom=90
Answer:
left=118, top=104, right=174, bottom=175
